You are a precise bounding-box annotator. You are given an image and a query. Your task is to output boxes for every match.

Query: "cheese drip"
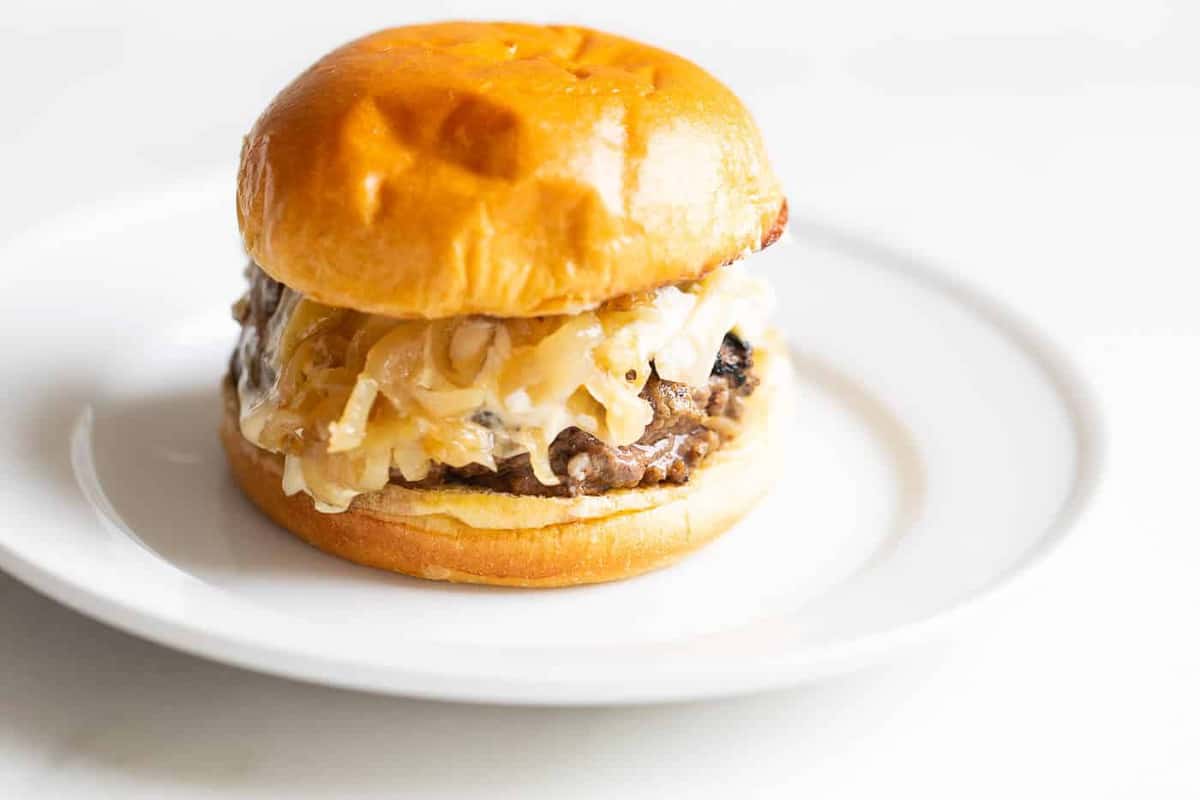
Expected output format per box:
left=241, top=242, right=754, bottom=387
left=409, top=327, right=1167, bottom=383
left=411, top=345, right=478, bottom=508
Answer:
left=237, top=265, right=773, bottom=512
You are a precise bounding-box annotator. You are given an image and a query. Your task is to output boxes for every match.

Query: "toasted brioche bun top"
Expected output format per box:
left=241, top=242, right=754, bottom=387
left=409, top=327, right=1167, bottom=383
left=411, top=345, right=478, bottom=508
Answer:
left=237, top=21, right=786, bottom=319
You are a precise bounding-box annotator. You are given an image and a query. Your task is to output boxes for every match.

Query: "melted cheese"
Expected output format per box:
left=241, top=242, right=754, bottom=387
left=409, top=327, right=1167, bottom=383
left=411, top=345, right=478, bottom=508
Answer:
left=237, top=265, right=773, bottom=512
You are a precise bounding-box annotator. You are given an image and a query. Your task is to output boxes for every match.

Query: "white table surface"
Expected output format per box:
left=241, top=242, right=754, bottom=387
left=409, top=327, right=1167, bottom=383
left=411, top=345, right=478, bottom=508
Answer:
left=2, top=1, right=1197, bottom=796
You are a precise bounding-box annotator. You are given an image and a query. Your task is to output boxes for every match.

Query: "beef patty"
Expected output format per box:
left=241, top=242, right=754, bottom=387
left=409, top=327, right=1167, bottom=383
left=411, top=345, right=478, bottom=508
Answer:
left=232, top=265, right=759, bottom=497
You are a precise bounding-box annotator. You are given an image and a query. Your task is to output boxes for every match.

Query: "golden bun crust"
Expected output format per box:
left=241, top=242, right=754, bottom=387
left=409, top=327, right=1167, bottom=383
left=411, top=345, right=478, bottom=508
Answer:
left=237, top=21, right=786, bottom=319
left=221, top=338, right=792, bottom=587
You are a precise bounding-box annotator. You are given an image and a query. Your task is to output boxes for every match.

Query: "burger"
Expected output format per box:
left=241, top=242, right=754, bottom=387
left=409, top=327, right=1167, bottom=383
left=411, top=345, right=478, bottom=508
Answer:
left=222, top=21, right=792, bottom=587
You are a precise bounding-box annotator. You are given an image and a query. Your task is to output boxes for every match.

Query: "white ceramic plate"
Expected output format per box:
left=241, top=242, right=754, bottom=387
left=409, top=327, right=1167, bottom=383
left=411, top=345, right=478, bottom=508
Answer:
left=0, top=174, right=1100, bottom=705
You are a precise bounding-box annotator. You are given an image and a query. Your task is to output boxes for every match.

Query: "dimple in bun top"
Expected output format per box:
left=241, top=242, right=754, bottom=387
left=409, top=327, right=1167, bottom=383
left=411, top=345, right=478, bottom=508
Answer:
left=236, top=21, right=786, bottom=320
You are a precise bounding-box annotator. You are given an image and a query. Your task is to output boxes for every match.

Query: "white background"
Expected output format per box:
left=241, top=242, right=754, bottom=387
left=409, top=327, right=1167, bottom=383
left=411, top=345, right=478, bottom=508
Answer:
left=2, top=1, right=1198, bottom=796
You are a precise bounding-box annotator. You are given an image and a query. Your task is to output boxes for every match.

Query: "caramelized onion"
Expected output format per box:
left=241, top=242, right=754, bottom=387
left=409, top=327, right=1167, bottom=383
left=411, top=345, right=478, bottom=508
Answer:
left=237, top=264, right=772, bottom=511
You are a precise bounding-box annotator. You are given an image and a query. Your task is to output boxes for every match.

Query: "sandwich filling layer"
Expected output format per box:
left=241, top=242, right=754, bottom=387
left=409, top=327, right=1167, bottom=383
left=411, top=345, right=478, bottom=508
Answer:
left=231, top=263, right=772, bottom=512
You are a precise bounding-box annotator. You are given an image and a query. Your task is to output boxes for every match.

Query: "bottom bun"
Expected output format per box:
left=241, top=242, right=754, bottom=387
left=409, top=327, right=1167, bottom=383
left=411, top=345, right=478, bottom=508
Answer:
left=221, top=336, right=793, bottom=587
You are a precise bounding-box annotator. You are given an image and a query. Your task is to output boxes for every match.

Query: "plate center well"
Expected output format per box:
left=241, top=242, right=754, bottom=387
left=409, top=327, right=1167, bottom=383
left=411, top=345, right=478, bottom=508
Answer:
left=73, top=317, right=913, bottom=648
